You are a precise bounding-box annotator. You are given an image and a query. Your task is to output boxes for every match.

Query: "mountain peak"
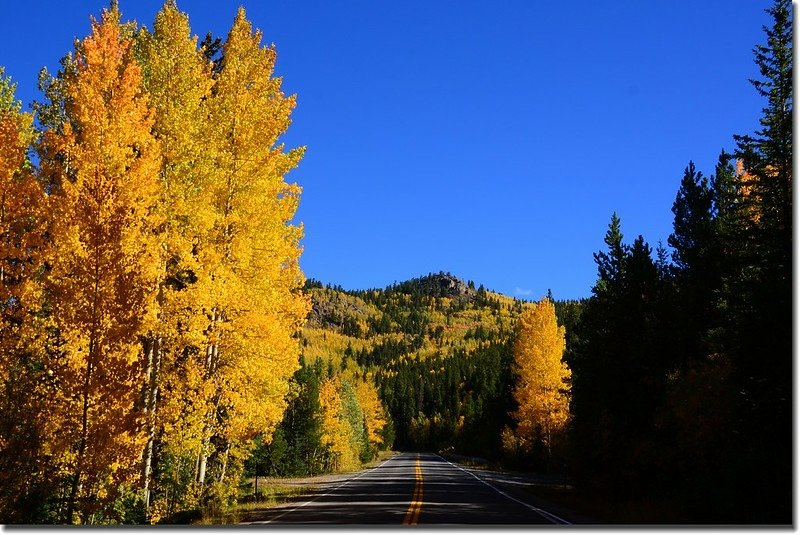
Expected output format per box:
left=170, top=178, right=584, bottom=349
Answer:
left=392, top=271, right=475, bottom=299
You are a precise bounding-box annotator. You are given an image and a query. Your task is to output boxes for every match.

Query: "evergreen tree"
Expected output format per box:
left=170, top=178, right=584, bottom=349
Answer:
left=734, top=0, right=792, bottom=242
left=728, top=0, right=792, bottom=521
left=568, top=216, right=668, bottom=497
left=667, top=162, right=717, bottom=368
left=286, top=361, right=325, bottom=475
left=245, top=358, right=325, bottom=478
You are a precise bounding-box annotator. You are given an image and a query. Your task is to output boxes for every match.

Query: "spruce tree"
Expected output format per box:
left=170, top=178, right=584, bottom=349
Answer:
left=668, top=162, right=717, bottom=368
left=728, top=0, right=792, bottom=521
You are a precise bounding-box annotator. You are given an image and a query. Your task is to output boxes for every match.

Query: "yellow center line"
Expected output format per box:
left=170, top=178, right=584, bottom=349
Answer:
left=402, top=454, right=423, bottom=525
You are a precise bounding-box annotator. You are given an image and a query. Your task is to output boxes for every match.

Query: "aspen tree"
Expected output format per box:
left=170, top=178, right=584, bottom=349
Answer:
left=0, top=69, right=51, bottom=519
left=193, top=7, right=309, bottom=487
left=40, top=5, right=161, bottom=522
left=0, top=68, right=43, bottom=351
left=135, top=0, right=215, bottom=511
left=354, top=377, right=387, bottom=450
left=319, top=377, right=359, bottom=472
left=511, top=298, right=570, bottom=455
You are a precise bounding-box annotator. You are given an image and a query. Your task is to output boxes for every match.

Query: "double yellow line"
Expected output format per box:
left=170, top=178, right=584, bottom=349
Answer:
left=402, top=454, right=423, bottom=525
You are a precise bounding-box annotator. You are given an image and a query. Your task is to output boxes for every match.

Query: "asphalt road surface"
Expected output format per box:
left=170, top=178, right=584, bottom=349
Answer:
left=241, top=452, right=586, bottom=525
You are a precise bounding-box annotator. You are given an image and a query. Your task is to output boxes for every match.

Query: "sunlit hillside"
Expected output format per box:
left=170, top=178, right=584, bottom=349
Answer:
left=298, top=272, right=581, bottom=454
left=301, top=272, right=523, bottom=367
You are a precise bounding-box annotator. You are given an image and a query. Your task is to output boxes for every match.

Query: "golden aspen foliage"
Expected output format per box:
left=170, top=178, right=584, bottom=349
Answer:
left=319, top=377, right=360, bottom=472
left=354, top=377, right=388, bottom=449
left=510, top=298, right=570, bottom=455
left=135, top=2, right=217, bottom=512
left=38, top=5, right=161, bottom=522
left=0, top=69, right=53, bottom=520
left=191, top=6, right=309, bottom=486
left=0, top=68, right=42, bottom=349
left=136, top=0, right=216, bottom=336
left=0, top=2, right=314, bottom=522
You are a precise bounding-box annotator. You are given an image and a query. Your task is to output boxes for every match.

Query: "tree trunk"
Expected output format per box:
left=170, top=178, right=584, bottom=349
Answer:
left=196, top=307, right=222, bottom=487
left=195, top=392, right=219, bottom=486
left=218, top=442, right=231, bottom=483
left=196, top=448, right=208, bottom=486
left=66, top=268, right=101, bottom=524
left=66, top=342, right=95, bottom=524
left=142, top=336, right=162, bottom=510
left=196, top=411, right=213, bottom=486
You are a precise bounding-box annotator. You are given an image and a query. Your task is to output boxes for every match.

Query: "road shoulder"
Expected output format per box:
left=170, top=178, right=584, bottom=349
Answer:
left=437, top=453, right=597, bottom=524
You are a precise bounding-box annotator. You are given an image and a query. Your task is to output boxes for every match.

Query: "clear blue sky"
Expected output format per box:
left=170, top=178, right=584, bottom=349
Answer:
left=1, top=1, right=770, bottom=300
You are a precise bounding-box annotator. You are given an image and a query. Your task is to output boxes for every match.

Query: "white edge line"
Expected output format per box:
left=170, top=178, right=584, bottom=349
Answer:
left=242, top=455, right=398, bottom=524
left=435, top=454, right=572, bottom=525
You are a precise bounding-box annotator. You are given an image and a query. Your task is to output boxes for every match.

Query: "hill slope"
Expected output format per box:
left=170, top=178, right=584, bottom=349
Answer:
left=300, top=272, right=581, bottom=456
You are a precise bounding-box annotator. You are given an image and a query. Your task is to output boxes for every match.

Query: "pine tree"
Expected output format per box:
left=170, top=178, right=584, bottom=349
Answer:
left=727, top=0, right=792, bottom=521
left=734, top=0, right=792, bottom=242
left=568, top=216, right=668, bottom=496
left=667, top=161, right=717, bottom=368
left=592, top=212, right=626, bottom=291
left=730, top=0, right=792, bottom=405
left=283, top=359, right=325, bottom=475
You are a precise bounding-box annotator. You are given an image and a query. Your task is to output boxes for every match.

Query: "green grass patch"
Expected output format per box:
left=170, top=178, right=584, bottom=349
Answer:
left=364, top=449, right=399, bottom=468
left=197, top=484, right=314, bottom=525
left=237, top=484, right=314, bottom=511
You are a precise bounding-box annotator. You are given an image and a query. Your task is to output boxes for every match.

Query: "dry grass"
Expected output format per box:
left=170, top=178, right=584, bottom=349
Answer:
left=196, top=484, right=314, bottom=524
left=201, top=452, right=400, bottom=524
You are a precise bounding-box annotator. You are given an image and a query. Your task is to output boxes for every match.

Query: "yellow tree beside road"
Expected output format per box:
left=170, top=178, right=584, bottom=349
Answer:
left=191, top=6, right=309, bottom=491
left=319, top=377, right=360, bottom=472
left=135, top=0, right=216, bottom=511
left=39, top=5, right=162, bottom=523
left=508, top=298, right=570, bottom=456
left=0, top=2, right=311, bottom=524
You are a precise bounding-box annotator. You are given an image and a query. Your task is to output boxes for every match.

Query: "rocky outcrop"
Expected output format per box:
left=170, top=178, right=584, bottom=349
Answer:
left=393, top=272, right=475, bottom=300
left=306, top=289, right=374, bottom=332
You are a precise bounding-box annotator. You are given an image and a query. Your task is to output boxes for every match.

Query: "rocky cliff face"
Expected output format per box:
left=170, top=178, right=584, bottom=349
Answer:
left=306, top=288, right=376, bottom=331
left=397, top=272, right=474, bottom=300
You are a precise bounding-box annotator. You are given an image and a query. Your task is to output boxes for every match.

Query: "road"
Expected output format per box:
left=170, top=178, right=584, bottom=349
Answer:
left=240, top=452, right=587, bottom=525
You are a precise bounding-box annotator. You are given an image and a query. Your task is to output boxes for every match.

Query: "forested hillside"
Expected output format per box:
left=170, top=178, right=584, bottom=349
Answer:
left=298, top=273, right=568, bottom=457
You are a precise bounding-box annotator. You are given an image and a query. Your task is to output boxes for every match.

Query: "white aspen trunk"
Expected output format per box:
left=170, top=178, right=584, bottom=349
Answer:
left=204, top=342, right=213, bottom=373
left=196, top=449, right=208, bottom=485
left=218, top=442, right=231, bottom=483
left=142, top=336, right=162, bottom=509
left=196, top=308, right=221, bottom=487
left=141, top=337, right=154, bottom=505
left=195, top=403, right=215, bottom=487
